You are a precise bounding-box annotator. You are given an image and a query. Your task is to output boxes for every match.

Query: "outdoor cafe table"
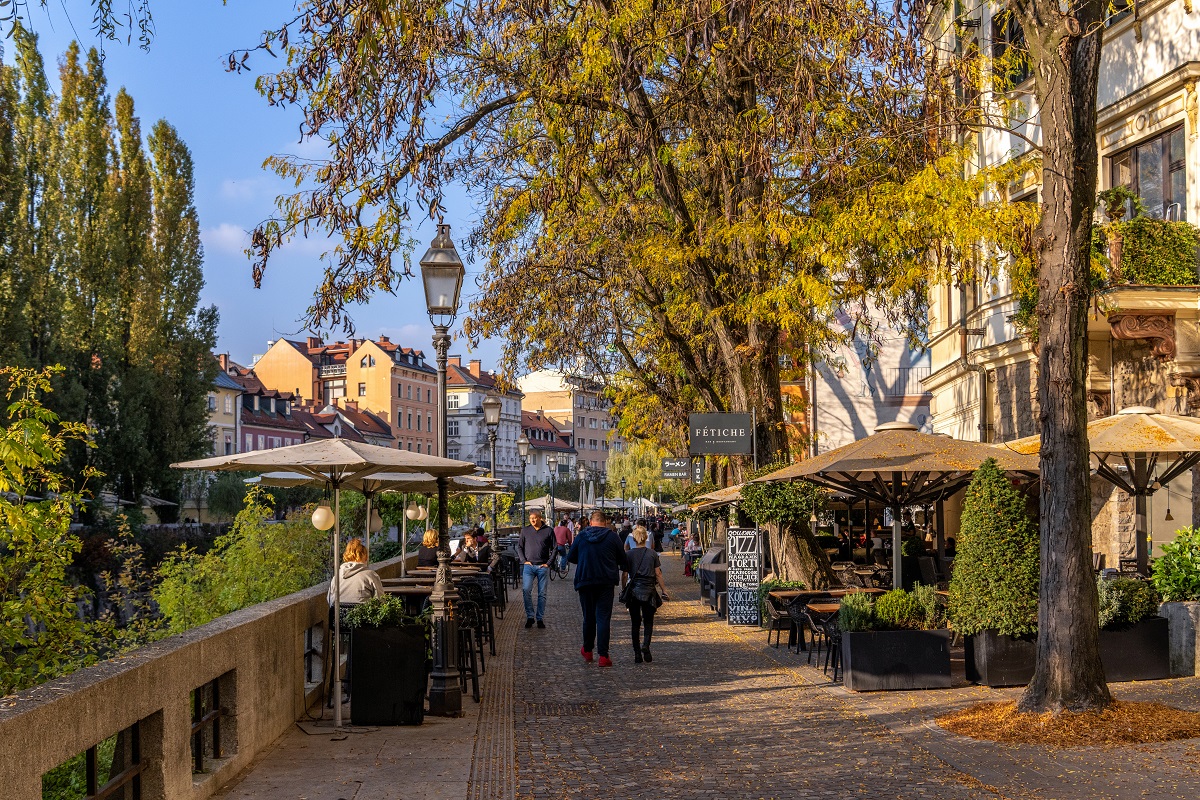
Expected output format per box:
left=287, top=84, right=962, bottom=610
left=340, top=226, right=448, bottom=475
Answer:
left=767, top=587, right=884, bottom=603
left=806, top=601, right=843, bottom=615
left=384, top=584, right=435, bottom=615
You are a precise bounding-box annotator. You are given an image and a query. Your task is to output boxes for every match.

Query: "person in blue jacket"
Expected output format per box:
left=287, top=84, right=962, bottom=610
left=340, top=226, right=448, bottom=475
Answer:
left=567, top=509, right=626, bottom=666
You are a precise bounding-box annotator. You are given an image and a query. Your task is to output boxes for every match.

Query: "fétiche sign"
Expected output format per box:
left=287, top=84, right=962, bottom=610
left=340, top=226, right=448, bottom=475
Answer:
left=688, top=413, right=753, bottom=455
left=661, top=458, right=690, bottom=479
left=726, top=528, right=761, bottom=626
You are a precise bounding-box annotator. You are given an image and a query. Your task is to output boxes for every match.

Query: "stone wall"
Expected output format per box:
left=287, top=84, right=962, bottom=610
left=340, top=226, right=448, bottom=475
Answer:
left=990, top=360, right=1040, bottom=443
left=1112, top=338, right=1173, bottom=412
left=0, top=554, right=414, bottom=800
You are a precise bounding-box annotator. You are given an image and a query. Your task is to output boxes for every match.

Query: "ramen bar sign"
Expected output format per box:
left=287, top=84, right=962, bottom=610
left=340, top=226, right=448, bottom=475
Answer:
left=726, top=528, right=761, bottom=626
left=688, top=413, right=753, bottom=455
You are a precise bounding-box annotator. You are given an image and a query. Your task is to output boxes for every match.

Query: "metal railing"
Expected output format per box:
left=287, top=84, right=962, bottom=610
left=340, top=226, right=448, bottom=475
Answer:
left=318, top=363, right=347, bottom=377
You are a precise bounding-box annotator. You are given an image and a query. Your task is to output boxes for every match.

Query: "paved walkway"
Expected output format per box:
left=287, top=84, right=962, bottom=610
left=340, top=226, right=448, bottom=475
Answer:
left=214, top=553, right=1200, bottom=800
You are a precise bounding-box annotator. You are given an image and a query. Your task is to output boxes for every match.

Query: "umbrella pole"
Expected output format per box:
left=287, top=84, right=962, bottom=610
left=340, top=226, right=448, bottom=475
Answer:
left=364, top=491, right=372, bottom=563
left=892, top=473, right=902, bottom=590
left=400, top=492, right=408, bottom=578
left=333, top=482, right=343, bottom=729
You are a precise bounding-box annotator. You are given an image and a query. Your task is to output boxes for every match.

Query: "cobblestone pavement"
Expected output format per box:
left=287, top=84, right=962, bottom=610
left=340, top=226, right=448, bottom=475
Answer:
left=504, top=556, right=981, bottom=800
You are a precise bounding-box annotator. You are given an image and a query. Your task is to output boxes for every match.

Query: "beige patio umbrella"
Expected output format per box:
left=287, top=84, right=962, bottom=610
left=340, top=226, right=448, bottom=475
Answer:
left=1004, top=405, right=1200, bottom=574
left=690, top=483, right=744, bottom=512
left=173, top=438, right=475, bottom=728
left=753, top=422, right=1039, bottom=588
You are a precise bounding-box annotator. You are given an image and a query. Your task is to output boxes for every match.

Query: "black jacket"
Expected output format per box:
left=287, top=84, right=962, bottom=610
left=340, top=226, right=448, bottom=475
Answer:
left=518, top=524, right=556, bottom=565
left=568, top=525, right=626, bottom=589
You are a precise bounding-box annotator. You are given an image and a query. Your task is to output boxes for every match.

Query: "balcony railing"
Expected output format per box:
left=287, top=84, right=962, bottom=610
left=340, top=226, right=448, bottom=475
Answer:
left=318, top=363, right=347, bottom=377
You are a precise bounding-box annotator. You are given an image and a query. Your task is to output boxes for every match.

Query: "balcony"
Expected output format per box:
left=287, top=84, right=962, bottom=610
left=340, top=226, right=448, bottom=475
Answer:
left=318, top=363, right=347, bottom=377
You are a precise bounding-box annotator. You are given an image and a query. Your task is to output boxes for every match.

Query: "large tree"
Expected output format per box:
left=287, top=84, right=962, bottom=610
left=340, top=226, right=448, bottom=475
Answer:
left=1005, top=0, right=1111, bottom=713
left=241, top=0, right=939, bottom=470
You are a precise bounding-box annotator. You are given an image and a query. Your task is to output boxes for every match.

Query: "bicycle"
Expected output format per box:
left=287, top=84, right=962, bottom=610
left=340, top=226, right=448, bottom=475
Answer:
left=548, top=546, right=570, bottom=581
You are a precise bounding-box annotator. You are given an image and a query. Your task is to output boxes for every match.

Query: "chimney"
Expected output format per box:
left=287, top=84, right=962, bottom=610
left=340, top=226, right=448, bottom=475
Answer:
left=469, top=359, right=482, bottom=377
left=306, top=336, right=322, bottom=350
left=347, top=339, right=359, bottom=356
left=217, top=353, right=230, bottom=372
left=448, top=355, right=462, bottom=368
left=342, top=399, right=359, bottom=411
left=379, top=335, right=390, bottom=344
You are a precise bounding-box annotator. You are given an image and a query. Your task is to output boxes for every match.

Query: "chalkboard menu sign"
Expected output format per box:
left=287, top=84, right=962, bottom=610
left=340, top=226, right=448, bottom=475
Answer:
left=726, top=528, right=761, bottom=626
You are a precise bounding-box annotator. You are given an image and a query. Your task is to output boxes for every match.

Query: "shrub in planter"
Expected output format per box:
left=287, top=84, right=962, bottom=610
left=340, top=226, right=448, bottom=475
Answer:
left=838, top=589, right=950, bottom=691
left=949, top=459, right=1039, bottom=687
left=1150, top=526, right=1200, bottom=602
left=1098, top=578, right=1161, bottom=629
left=344, top=596, right=430, bottom=725
left=1097, top=577, right=1170, bottom=682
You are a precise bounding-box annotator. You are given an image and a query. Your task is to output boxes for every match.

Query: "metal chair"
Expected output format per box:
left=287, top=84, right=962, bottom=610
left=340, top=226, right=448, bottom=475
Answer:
left=455, top=599, right=483, bottom=703
left=457, top=581, right=495, bottom=662
left=764, top=596, right=794, bottom=649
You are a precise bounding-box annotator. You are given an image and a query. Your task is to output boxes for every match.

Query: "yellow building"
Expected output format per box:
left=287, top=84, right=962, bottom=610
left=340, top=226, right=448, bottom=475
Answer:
left=207, top=366, right=242, bottom=456
left=252, top=335, right=439, bottom=454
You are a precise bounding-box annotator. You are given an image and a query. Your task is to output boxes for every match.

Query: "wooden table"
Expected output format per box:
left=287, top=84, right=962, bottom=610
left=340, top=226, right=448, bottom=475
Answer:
left=384, top=584, right=434, bottom=615
left=807, top=602, right=842, bottom=615
left=767, top=587, right=884, bottom=602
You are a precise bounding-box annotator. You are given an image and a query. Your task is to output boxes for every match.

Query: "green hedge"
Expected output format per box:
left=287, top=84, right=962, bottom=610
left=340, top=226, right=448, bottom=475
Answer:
left=948, top=459, right=1039, bottom=637
left=1105, top=217, right=1200, bottom=285
left=1097, top=577, right=1160, bottom=629
left=1151, top=526, right=1200, bottom=601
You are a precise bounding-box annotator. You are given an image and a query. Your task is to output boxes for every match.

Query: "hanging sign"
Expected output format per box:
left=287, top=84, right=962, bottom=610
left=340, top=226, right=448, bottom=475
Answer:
left=661, top=457, right=690, bottom=479
left=688, top=413, right=753, bottom=455
left=726, top=528, right=761, bottom=626
left=691, top=456, right=705, bottom=483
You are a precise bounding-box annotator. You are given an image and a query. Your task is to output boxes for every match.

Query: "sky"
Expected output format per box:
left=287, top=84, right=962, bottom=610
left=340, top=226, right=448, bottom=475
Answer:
left=9, top=1, right=499, bottom=369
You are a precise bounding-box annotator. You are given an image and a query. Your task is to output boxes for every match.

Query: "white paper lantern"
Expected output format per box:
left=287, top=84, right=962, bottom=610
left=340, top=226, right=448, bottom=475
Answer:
left=312, top=503, right=335, bottom=531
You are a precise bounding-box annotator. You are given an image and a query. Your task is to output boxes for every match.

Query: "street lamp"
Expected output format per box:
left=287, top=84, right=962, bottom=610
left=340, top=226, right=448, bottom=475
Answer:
left=517, top=433, right=530, bottom=526
left=547, top=454, right=558, bottom=526
left=599, top=473, right=606, bottom=512
left=637, top=479, right=643, bottom=519
left=577, top=462, right=587, bottom=521
left=420, top=222, right=465, bottom=718
left=620, top=477, right=627, bottom=518
left=482, top=394, right=502, bottom=534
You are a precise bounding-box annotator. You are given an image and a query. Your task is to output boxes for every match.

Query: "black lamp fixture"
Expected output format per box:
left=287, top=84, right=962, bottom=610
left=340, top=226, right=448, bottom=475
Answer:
left=517, top=433, right=530, bottom=524
left=482, top=394, right=502, bottom=534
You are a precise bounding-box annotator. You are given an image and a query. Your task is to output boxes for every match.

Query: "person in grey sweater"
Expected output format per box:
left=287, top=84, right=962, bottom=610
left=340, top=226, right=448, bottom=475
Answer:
left=327, top=538, right=384, bottom=605
left=518, top=511, right=556, bottom=628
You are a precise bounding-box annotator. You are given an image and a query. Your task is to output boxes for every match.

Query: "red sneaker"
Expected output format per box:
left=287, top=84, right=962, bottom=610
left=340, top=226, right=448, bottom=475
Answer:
left=580, top=647, right=593, bottom=663
left=598, top=656, right=613, bottom=667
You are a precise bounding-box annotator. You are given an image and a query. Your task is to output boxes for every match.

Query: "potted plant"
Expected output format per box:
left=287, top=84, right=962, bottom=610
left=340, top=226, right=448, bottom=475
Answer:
left=1097, top=577, right=1169, bottom=681
left=948, top=459, right=1039, bottom=687
left=839, top=585, right=952, bottom=691
left=1151, top=526, right=1200, bottom=677
left=343, top=596, right=430, bottom=725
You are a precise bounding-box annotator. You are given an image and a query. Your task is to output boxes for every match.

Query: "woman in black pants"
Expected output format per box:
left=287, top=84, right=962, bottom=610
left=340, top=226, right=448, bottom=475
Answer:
left=620, top=526, right=670, bottom=663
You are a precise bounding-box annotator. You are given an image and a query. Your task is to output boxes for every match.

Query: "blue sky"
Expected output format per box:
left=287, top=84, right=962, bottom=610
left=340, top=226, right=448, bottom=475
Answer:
left=11, top=1, right=498, bottom=368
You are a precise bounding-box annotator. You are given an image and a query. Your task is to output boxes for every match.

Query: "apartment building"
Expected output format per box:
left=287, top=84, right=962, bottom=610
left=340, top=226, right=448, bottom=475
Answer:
left=924, top=0, right=1200, bottom=565
left=446, top=357, right=524, bottom=484
left=517, top=370, right=623, bottom=474
left=520, top=409, right=578, bottom=483
left=251, top=335, right=439, bottom=454
left=207, top=369, right=242, bottom=456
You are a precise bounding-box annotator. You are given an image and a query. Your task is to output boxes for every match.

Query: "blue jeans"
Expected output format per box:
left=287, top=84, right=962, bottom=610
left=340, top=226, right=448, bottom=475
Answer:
left=522, top=564, right=549, bottom=621
left=578, top=585, right=615, bottom=657
left=555, top=544, right=568, bottom=570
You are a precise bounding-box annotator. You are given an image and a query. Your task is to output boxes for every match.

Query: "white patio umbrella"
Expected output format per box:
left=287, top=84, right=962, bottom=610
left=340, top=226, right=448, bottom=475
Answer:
left=173, top=438, right=475, bottom=728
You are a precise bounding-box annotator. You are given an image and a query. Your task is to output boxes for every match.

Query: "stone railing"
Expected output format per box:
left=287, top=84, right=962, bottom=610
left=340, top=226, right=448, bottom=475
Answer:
left=0, top=554, right=414, bottom=800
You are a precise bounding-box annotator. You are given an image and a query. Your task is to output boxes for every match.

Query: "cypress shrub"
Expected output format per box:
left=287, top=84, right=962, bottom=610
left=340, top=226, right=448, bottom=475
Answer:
left=948, top=458, right=1039, bottom=637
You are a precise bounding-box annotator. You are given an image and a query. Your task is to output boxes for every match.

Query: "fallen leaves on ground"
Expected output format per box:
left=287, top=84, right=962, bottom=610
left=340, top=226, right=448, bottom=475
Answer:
left=937, top=700, right=1200, bottom=747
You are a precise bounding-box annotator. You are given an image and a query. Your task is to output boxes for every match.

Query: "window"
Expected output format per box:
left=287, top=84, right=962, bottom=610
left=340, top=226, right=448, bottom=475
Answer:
left=407, top=412, right=413, bottom=429
left=245, top=433, right=254, bottom=451
left=448, top=420, right=460, bottom=437
left=407, top=441, right=412, bottom=451
left=1110, top=126, right=1187, bottom=220
left=448, top=394, right=460, bottom=409
left=397, top=382, right=403, bottom=397
left=360, top=355, right=375, bottom=367
left=448, top=447, right=460, bottom=460
left=358, top=382, right=367, bottom=396
left=991, top=12, right=1031, bottom=88
left=258, top=435, right=266, bottom=450
left=224, top=395, right=233, bottom=414
left=407, top=385, right=412, bottom=399
left=426, top=388, right=431, bottom=403
left=224, top=434, right=234, bottom=455
left=427, top=414, right=432, bottom=432
left=589, top=418, right=597, bottom=428
left=208, top=394, right=217, bottom=411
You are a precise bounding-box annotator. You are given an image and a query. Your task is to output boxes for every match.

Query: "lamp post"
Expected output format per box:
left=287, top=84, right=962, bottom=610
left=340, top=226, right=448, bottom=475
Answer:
left=482, top=394, right=502, bottom=534
left=577, top=462, right=587, bottom=522
left=547, top=454, right=558, bottom=526
left=599, top=473, right=606, bottom=513
left=620, top=477, right=626, bottom=519
left=517, top=433, right=530, bottom=526
left=637, top=480, right=643, bottom=519
left=420, top=222, right=465, bottom=718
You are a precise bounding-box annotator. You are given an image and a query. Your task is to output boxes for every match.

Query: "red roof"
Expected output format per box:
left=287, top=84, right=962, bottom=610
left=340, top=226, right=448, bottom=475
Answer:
left=291, top=408, right=367, bottom=442
left=522, top=410, right=576, bottom=454
left=328, top=402, right=395, bottom=440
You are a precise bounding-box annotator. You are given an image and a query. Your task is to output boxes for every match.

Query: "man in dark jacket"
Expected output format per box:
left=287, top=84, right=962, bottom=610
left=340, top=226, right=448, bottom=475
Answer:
left=567, top=510, right=626, bottom=666
left=518, top=511, right=556, bottom=629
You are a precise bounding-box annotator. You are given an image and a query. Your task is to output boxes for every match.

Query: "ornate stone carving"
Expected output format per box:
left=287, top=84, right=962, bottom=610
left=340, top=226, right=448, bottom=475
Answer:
left=1087, top=390, right=1112, bottom=419
left=1108, top=313, right=1177, bottom=360
left=1188, top=79, right=1199, bottom=141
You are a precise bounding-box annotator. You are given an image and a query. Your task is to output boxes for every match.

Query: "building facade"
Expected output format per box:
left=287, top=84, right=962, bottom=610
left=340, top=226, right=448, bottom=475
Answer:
left=924, top=0, right=1200, bottom=565
left=517, top=369, right=623, bottom=474
left=207, top=368, right=242, bottom=456
left=446, top=357, right=524, bottom=484
left=251, top=335, right=439, bottom=453
left=520, top=409, right=577, bottom=484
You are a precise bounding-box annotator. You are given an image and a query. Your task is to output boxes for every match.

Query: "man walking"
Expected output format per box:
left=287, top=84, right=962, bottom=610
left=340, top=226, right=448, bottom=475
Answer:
left=518, top=511, right=556, bottom=629
left=567, top=510, right=626, bottom=667
left=553, top=517, right=573, bottom=571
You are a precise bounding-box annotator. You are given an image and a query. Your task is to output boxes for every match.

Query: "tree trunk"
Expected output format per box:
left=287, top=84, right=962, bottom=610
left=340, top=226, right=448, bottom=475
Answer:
left=1015, top=0, right=1112, bottom=712
left=764, top=521, right=837, bottom=589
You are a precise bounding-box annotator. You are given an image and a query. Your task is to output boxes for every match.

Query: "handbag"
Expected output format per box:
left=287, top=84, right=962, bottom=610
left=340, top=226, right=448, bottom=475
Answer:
left=618, top=581, right=634, bottom=605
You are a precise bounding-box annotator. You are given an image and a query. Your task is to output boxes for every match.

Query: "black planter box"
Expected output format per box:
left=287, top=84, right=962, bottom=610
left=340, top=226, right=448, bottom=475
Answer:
left=1099, top=616, right=1171, bottom=682
left=841, top=629, right=952, bottom=691
left=965, top=629, right=1036, bottom=687
left=350, top=624, right=428, bottom=725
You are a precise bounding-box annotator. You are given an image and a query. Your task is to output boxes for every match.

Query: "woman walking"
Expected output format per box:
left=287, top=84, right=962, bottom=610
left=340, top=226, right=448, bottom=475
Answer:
left=620, top=526, right=669, bottom=663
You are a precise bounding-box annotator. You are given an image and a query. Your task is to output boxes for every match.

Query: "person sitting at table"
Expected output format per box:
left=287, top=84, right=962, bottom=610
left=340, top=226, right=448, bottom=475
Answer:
left=417, top=529, right=440, bottom=567
left=453, top=535, right=477, bottom=563
left=944, top=536, right=957, bottom=558
left=475, top=532, right=493, bottom=565
left=327, top=538, right=384, bottom=605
